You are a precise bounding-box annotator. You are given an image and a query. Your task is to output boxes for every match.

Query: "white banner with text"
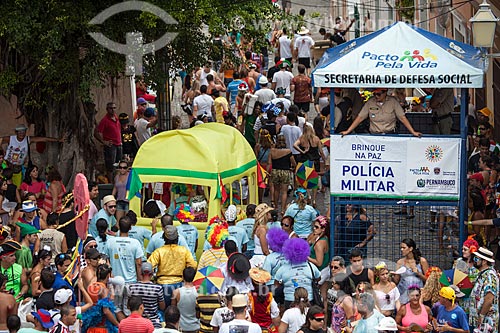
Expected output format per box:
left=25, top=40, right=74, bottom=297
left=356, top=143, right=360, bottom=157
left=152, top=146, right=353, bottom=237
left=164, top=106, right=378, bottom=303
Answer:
left=330, top=135, right=460, bottom=200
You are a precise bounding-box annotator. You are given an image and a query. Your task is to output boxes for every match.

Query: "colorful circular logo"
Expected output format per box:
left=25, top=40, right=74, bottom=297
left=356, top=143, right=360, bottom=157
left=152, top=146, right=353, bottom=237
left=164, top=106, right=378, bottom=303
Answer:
left=425, top=145, right=443, bottom=162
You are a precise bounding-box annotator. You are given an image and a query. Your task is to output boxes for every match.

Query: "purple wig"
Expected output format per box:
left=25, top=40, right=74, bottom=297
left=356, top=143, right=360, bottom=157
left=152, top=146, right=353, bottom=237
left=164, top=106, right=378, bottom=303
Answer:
left=267, top=228, right=288, bottom=253
left=282, top=238, right=310, bottom=264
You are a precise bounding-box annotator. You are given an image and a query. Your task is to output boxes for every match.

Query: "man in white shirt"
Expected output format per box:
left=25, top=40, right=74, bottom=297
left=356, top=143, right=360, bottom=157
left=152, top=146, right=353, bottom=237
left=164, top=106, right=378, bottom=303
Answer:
left=193, top=85, right=214, bottom=120
left=280, top=112, right=302, bottom=159
left=254, top=76, right=276, bottom=104
left=272, top=61, right=294, bottom=99
left=219, top=295, right=262, bottom=333
left=353, top=293, right=385, bottom=333
left=278, top=28, right=293, bottom=63
left=135, top=107, right=157, bottom=146
left=294, top=27, right=315, bottom=75
left=196, top=61, right=217, bottom=86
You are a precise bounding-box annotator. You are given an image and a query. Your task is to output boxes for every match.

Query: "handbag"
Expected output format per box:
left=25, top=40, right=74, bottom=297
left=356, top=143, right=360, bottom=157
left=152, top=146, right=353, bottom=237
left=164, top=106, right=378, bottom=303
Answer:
left=307, top=262, right=323, bottom=307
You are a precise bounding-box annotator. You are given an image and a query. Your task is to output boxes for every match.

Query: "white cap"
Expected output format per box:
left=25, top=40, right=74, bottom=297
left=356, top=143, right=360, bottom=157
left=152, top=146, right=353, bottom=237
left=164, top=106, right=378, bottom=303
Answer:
left=225, top=205, right=237, bottom=222
left=108, top=275, right=125, bottom=287
left=54, top=288, right=73, bottom=305
left=375, top=317, right=398, bottom=331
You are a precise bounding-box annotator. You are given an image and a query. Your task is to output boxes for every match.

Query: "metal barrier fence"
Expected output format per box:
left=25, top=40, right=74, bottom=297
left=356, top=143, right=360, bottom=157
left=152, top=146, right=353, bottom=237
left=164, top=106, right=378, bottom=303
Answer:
left=332, top=199, right=460, bottom=270
left=399, top=112, right=461, bottom=135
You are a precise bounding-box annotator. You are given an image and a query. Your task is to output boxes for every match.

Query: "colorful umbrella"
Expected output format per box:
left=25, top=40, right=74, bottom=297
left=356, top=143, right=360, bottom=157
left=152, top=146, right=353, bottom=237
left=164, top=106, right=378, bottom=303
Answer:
left=321, top=138, right=330, bottom=148
left=295, top=160, right=319, bottom=189
left=193, top=266, right=224, bottom=295
left=439, top=269, right=473, bottom=296
left=73, top=173, right=90, bottom=240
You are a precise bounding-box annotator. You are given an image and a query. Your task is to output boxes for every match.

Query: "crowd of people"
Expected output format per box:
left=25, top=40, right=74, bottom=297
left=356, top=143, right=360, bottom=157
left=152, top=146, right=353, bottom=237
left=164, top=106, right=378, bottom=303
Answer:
left=0, top=186, right=497, bottom=333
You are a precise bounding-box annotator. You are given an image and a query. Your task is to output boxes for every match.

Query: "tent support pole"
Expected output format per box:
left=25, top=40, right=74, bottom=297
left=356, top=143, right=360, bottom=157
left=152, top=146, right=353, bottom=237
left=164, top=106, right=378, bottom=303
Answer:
left=459, top=88, right=468, bottom=256
left=330, top=89, right=336, bottom=260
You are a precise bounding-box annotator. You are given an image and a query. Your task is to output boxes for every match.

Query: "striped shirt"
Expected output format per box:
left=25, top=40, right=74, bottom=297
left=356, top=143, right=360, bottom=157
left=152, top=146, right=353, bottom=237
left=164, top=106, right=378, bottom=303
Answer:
left=118, top=313, right=154, bottom=333
left=196, top=295, right=222, bottom=333
left=125, top=282, right=165, bottom=328
left=198, top=248, right=228, bottom=269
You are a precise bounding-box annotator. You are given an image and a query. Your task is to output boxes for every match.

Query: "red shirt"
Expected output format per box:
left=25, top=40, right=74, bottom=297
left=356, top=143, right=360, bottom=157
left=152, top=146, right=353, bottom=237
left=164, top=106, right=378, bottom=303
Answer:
left=118, top=313, right=154, bottom=333
left=292, top=75, right=312, bottom=103
left=98, top=114, right=122, bottom=145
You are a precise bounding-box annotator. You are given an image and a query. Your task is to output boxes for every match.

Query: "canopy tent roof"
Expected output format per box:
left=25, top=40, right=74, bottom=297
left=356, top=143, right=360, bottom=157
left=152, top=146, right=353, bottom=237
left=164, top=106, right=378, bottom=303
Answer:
left=127, top=123, right=257, bottom=199
left=312, top=22, right=487, bottom=88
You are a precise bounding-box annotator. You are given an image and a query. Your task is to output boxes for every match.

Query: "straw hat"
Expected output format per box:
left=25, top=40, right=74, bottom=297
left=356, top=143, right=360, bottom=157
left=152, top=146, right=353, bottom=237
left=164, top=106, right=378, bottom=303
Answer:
left=254, top=203, right=273, bottom=223
left=478, top=107, right=492, bottom=118
left=102, top=195, right=116, bottom=206
left=298, top=26, right=310, bottom=35
left=232, top=294, right=248, bottom=307
left=249, top=267, right=271, bottom=284
left=474, top=247, right=495, bottom=263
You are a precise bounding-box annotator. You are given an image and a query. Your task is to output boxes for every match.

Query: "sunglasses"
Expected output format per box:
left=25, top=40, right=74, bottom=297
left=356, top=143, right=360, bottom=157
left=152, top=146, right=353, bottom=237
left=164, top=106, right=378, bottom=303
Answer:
left=331, top=265, right=340, bottom=270
left=88, top=245, right=97, bottom=249
left=478, top=127, right=486, bottom=131
left=473, top=256, right=482, bottom=262
left=108, top=205, right=117, bottom=209
left=314, top=225, right=322, bottom=229
left=118, top=166, right=128, bottom=169
left=281, top=223, right=290, bottom=227
left=411, top=103, right=417, bottom=106
left=312, top=317, right=325, bottom=322
left=385, top=294, right=390, bottom=304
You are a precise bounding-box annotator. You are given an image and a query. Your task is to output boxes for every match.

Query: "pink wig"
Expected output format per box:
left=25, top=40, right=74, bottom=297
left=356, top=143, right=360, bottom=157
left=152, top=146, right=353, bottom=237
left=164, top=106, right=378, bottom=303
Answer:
left=282, top=238, right=310, bottom=264
left=267, top=228, right=288, bottom=253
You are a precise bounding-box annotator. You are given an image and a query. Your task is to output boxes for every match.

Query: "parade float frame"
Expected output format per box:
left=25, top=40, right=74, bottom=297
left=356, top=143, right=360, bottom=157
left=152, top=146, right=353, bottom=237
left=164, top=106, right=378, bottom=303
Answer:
left=312, top=22, right=488, bottom=259
left=128, top=123, right=258, bottom=257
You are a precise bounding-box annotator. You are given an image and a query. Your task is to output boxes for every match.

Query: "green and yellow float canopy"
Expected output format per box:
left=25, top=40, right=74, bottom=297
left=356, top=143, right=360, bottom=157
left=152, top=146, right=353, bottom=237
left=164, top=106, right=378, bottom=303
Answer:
left=128, top=123, right=257, bottom=201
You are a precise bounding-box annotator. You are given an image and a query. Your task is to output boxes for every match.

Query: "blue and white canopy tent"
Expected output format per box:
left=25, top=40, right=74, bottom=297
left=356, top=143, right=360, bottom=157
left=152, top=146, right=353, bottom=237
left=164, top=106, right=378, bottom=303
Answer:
left=312, top=21, right=487, bottom=88
left=312, top=22, right=488, bottom=259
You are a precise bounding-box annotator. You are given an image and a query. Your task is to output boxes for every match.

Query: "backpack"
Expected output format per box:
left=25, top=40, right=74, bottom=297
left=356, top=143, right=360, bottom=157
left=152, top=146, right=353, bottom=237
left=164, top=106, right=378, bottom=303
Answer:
left=262, top=120, right=277, bottom=142
left=243, top=93, right=258, bottom=115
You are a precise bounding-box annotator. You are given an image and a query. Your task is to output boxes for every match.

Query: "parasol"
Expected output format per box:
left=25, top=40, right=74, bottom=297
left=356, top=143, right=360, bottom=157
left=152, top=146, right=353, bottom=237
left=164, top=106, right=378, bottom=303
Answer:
left=73, top=173, right=90, bottom=240
left=439, top=269, right=473, bottom=296
left=256, top=162, right=269, bottom=189
left=193, top=266, right=224, bottom=295
left=320, top=138, right=330, bottom=148
left=295, top=160, right=319, bottom=189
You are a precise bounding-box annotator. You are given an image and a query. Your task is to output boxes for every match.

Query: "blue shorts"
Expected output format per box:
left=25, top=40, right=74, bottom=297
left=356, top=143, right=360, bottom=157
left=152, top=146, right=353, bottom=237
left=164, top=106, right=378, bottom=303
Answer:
left=116, top=200, right=129, bottom=212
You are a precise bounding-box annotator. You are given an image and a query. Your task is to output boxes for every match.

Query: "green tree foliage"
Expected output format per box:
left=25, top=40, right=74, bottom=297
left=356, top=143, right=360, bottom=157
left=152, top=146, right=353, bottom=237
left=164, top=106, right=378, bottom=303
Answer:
left=0, top=0, right=279, bottom=181
left=397, top=0, right=415, bottom=21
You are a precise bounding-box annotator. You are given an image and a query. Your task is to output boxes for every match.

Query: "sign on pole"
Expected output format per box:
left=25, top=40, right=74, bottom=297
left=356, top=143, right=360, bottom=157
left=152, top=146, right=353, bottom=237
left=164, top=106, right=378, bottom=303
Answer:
left=330, top=135, right=460, bottom=200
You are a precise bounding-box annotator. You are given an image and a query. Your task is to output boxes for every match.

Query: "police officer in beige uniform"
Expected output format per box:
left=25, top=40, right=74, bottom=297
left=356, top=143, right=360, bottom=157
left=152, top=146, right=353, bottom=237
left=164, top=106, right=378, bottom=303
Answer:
left=340, top=88, right=422, bottom=137
left=429, top=88, right=454, bottom=135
